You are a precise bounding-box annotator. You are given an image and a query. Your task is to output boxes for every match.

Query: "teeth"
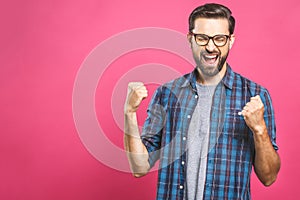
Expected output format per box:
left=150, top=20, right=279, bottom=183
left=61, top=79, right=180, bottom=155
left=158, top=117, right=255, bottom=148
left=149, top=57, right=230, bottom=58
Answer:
left=205, top=55, right=217, bottom=59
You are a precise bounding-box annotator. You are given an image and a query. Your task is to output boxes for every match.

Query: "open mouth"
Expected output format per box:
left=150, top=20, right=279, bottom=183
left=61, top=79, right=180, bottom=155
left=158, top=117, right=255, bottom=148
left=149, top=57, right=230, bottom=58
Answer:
left=203, top=54, right=219, bottom=65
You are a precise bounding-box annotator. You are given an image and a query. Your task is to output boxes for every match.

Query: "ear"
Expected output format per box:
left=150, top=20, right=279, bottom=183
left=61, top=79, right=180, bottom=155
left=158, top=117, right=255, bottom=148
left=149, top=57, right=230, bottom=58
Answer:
left=229, top=34, right=235, bottom=49
left=187, top=33, right=193, bottom=47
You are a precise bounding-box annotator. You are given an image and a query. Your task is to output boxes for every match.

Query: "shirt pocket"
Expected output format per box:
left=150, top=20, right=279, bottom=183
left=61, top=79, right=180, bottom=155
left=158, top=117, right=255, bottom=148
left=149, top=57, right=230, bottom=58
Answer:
left=224, top=108, right=250, bottom=141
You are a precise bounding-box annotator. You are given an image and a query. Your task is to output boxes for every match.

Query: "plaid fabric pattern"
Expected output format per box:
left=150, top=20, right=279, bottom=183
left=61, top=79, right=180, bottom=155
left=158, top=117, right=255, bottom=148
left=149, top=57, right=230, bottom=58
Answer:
left=141, top=65, right=278, bottom=200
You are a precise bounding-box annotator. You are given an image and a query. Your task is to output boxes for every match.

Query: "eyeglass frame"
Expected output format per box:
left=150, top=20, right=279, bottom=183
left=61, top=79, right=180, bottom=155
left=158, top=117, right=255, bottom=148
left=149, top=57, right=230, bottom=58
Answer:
left=189, top=32, right=231, bottom=47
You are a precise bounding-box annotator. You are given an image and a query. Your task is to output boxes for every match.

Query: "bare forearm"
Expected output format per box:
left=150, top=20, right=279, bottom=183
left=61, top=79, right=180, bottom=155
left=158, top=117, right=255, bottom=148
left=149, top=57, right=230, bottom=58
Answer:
left=253, top=126, right=280, bottom=186
left=124, top=112, right=150, bottom=177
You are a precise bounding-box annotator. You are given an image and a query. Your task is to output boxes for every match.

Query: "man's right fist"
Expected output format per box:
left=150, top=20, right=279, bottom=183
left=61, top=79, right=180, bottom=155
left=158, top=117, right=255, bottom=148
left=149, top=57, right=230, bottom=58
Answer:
left=124, top=82, right=148, bottom=113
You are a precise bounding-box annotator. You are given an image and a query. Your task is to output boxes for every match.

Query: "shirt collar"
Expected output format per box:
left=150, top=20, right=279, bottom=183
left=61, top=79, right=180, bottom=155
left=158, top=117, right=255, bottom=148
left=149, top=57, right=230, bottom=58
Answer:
left=180, top=68, right=198, bottom=90
left=222, top=64, right=234, bottom=89
left=180, top=64, right=234, bottom=90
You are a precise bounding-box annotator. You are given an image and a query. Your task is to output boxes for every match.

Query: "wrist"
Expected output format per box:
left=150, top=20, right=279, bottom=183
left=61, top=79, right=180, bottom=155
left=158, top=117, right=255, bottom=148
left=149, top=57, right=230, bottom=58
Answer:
left=252, top=125, right=272, bottom=148
left=124, top=111, right=139, bottom=135
left=125, top=110, right=137, bottom=117
left=124, top=104, right=138, bottom=114
left=253, top=125, right=265, bottom=135
left=251, top=122, right=267, bottom=136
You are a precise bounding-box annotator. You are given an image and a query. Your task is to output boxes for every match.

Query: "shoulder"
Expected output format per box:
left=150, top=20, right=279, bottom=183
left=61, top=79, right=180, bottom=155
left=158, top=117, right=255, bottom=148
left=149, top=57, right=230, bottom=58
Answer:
left=232, top=69, right=269, bottom=96
left=156, top=71, right=192, bottom=94
left=230, top=69, right=272, bottom=105
left=150, top=71, right=193, bottom=106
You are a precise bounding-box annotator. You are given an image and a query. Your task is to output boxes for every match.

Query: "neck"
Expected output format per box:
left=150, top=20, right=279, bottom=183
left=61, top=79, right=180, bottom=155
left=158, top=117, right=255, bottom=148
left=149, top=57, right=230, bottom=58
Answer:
left=196, top=64, right=227, bottom=85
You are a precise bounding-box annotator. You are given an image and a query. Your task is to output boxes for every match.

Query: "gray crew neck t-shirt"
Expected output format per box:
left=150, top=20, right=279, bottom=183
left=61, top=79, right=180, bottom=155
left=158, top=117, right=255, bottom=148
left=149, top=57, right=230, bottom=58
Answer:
left=184, top=83, right=216, bottom=200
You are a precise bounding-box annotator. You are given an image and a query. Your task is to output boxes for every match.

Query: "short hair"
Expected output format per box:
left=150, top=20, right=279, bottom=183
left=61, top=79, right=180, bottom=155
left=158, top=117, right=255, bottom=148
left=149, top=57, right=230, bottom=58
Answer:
left=188, top=3, right=235, bottom=34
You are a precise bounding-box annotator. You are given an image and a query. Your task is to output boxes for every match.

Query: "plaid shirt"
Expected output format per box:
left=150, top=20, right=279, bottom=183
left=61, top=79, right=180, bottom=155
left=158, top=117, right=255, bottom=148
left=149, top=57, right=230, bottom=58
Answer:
left=141, top=65, right=278, bottom=200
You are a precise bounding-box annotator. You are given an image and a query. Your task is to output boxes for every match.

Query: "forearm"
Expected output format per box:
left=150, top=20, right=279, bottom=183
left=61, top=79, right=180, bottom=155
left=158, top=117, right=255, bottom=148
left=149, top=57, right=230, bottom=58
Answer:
left=124, top=112, right=150, bottom=177
left=253, top=126, right=280, bottom=186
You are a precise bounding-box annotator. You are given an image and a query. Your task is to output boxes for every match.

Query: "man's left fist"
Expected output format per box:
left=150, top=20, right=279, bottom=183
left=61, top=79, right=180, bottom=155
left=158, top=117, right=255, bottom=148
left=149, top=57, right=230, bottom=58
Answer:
left=240, top=95, right=266, bottom=134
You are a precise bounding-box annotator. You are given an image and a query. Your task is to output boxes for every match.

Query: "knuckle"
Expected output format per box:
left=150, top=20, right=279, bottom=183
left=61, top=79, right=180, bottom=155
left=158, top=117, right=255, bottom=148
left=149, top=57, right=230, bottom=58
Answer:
left=129, top=82, right=144, bottom=89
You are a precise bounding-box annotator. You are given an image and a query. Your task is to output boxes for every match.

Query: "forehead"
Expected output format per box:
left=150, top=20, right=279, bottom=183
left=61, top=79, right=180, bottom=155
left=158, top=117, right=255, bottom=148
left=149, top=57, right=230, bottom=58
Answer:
left=193, top=18, right=229, bottom=35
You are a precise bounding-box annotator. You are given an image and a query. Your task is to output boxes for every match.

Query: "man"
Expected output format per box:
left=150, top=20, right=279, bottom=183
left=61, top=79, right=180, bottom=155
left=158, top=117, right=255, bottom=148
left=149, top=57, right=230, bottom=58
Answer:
left=124, top=3, right=280, bottom=200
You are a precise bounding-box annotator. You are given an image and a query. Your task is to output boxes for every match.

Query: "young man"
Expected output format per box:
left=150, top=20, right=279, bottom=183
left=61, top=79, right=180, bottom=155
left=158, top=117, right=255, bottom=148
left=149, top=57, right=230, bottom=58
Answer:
left=124, top=3, right=280, bottom=199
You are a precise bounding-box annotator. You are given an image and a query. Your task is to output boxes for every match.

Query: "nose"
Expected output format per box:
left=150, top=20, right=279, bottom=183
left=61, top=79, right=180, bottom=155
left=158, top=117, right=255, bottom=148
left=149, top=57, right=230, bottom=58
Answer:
left=205, top=38, right=217, bottom=52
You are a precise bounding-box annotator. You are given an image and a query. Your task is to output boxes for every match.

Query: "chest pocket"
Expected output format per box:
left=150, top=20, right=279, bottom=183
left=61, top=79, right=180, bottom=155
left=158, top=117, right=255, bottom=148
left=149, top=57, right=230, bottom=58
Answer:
left=224, top=108, right=250, bottom=141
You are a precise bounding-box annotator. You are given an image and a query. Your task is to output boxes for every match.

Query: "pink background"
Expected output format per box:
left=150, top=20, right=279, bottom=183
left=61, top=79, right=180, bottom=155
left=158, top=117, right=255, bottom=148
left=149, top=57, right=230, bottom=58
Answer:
left=1, top=0, right=300, bottom=199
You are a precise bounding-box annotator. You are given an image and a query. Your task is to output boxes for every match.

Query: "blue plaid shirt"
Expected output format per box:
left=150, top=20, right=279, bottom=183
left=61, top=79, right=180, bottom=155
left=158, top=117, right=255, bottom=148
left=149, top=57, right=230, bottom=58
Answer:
left=141, top=65, right=278, bottom=200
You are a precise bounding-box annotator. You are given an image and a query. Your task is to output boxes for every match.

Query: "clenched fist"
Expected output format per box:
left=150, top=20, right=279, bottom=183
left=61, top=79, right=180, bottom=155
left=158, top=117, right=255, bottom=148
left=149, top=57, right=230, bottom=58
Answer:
left=240, top=95, right=266, bottom=134
left=124, top=82, right=148, bottom=113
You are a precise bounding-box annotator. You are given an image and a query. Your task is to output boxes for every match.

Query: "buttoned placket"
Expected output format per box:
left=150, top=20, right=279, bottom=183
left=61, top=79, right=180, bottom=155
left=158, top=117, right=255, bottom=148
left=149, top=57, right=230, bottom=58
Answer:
left=179, top=83, right=199, bottom=198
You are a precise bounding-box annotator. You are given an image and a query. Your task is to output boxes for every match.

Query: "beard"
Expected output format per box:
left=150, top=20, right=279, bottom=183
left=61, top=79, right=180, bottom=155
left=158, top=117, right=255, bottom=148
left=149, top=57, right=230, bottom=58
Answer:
left=196, top=49, right=229, bottom=77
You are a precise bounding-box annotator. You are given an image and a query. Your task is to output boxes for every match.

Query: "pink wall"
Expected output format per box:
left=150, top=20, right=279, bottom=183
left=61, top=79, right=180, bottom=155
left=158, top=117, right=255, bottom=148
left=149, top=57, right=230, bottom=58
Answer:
left=1, top=0, right=299, bottom=199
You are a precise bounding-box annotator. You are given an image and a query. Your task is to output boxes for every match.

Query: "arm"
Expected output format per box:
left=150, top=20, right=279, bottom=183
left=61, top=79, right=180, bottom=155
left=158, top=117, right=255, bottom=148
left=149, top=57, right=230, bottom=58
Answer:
left=124, top=82, right=150, bottom=177
left=241, top=95, right=281, bottom=186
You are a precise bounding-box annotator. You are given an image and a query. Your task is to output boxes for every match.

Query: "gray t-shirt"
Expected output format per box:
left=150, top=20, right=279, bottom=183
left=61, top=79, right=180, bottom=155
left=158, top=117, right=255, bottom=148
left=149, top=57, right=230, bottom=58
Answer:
left=184, top=83, right=216, bottom=200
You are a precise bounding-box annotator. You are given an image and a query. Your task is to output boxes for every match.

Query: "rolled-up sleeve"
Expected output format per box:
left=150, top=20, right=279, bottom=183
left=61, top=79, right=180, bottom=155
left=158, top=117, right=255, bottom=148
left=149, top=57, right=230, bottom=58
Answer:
left=141, top=87, right=166, bottom=168
left=262, top=89, right=278, bottom=151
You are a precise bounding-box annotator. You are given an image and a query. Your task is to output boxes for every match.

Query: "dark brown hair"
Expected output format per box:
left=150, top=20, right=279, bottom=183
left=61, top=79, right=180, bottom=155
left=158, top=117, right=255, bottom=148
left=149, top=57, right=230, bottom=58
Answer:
left=189, top=3, right=235, bottom=34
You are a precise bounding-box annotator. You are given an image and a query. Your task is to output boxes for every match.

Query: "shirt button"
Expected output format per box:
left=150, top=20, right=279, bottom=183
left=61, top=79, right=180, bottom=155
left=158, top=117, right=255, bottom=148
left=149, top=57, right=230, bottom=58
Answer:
left=183, top=137, right=186, bottom=141
left=179, top=185, right=184, bottom=190
left=187, top=115, right=191, bottom=119
left=181, top=161, right=185, bottom=165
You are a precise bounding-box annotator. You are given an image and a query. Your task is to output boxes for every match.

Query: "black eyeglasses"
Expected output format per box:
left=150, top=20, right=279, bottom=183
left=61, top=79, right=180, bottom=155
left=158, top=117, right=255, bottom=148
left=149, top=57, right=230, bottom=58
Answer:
left=190, top=33, right=231, bottom=47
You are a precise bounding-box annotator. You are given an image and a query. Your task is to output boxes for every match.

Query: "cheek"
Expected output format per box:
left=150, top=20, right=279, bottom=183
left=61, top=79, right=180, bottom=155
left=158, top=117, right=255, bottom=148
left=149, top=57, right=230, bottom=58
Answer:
left=220, top=47, right=230, bottom=57
left=191, top=46, right=200, bottom=56
left=191, top=45, right=205, bottom=56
